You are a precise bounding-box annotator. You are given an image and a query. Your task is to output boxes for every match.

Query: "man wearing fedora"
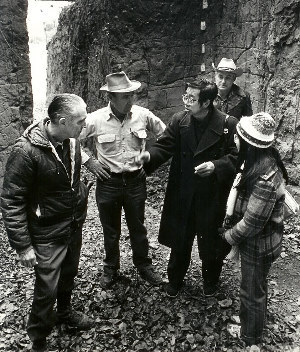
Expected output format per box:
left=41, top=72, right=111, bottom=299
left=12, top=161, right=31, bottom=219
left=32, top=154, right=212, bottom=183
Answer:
left=212, top=58, right=252, bottom=119
left=81, top=71, right=166, bottom=289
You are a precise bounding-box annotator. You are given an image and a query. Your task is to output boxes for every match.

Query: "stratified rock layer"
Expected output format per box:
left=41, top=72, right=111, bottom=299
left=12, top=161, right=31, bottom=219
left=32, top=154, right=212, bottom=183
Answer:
left=0, top=0, right=33, bottom=186
left=48, top=0, right=300, bottom=183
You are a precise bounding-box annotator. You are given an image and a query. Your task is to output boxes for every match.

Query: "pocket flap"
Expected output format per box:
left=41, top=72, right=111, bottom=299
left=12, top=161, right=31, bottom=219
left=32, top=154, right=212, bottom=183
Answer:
left=132, top=130, right=147, bottom=139
left=98, top=134, right=116, bottom=143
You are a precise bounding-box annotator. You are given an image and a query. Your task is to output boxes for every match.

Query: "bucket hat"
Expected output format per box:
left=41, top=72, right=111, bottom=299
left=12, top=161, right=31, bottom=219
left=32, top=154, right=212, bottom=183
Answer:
left=236, top=112, right=276, bottom=148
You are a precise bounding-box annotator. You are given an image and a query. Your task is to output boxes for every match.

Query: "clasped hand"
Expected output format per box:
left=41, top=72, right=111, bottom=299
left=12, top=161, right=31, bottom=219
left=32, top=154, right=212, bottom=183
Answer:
left=18, top=248, right=37, bottom=268
left=194, top=161, right=215, bottom=177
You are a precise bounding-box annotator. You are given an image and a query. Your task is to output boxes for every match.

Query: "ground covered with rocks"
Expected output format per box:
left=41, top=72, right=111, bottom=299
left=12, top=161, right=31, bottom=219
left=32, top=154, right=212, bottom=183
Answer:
left=0, top=167, right=300, bottom=352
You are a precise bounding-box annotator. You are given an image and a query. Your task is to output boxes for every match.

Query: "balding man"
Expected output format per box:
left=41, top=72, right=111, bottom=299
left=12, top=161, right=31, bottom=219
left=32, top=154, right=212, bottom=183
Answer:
left=1, top=94, right=93, bottom=352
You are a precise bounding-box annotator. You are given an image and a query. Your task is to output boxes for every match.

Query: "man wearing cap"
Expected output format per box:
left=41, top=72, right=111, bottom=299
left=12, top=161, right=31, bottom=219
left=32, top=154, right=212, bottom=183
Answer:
left=135, top=79, right=238, bottom=298
left=213, top=58, right=253, bottom=119
left=81, top=71, right=166, bottom=289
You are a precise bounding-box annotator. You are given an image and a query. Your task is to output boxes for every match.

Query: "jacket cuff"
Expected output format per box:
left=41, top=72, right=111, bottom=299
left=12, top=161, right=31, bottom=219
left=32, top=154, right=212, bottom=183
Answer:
left=17, top=245, right=34, bottom=256
left=225, top=230, right=236, bottom=246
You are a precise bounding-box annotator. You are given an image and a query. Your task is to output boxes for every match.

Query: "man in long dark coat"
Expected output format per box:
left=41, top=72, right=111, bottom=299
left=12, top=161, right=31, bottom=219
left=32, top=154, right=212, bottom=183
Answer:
left=136, top=79, right=238, bottom=297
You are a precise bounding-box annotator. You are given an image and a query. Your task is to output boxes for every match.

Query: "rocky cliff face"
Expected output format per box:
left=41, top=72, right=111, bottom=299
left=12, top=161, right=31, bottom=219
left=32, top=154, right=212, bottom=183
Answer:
left=0, top=0, right=33, bottom=186
left=47, top=0, right=300, bottom=183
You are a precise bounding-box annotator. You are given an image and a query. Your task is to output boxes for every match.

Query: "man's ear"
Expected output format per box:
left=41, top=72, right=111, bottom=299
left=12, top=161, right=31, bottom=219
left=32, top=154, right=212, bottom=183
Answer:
left=58, top=117, right=66, bottom=126
left=203, top=99, right=210, bottom=109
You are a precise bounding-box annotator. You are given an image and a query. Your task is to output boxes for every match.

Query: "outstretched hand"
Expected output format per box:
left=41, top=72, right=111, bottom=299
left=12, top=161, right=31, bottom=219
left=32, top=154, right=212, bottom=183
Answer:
left=84, top=158, right=111, bottom=181
left=134, top=151, right=150, bottom=166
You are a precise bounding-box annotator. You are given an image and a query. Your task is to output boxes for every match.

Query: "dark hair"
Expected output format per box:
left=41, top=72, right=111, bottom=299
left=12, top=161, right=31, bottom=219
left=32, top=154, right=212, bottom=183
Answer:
left=236, top=136, right=288, bottom=192
left=185, top=79, right=218, bottom=108
left=48, top=94, right=85, bottom=123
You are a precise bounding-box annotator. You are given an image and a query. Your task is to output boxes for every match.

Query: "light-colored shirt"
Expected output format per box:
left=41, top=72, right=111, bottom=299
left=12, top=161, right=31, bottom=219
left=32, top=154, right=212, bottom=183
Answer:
left=80, top=103, right=166, bottom=173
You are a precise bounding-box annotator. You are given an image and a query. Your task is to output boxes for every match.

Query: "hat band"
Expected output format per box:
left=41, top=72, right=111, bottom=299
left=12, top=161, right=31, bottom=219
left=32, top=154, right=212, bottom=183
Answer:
left=217, top=67, right=235, bottom=72
left=108, top=82, right=132, bottom=90
left=238, top=125, right=272, bottom=147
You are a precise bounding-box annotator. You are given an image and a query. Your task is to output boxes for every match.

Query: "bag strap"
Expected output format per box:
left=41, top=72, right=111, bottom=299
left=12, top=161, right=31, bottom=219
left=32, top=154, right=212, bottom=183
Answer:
left=219, top=114, right=229, bottom=156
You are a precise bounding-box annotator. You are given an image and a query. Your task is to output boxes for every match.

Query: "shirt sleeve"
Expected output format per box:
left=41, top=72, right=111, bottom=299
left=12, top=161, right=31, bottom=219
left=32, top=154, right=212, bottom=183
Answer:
left=79, top=113, right=97, bottom=140
left=226, top=179, right=277, bottom=245
left=81, top=147, right=90, bottom=164
left=146, top=110, right=166, bottom=139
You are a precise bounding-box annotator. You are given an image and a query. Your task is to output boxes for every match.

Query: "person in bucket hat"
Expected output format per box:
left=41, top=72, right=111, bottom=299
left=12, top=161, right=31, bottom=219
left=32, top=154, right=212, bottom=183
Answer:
left=81, top=71, right=166, bottom=289
left=212, top=58, right=252, bottom=119
left=219, top=112, right=288, bottom=346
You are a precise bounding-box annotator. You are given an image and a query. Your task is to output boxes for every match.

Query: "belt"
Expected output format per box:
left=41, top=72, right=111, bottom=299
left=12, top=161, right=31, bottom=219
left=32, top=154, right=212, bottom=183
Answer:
left=110, top=169, right=141, bottom=179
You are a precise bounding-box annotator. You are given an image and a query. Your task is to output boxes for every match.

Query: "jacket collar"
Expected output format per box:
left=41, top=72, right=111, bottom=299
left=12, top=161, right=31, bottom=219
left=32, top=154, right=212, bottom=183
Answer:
left=23, top=119, right=77, bottom=185
left=180, top=107, right=225, bottom=155
left=226, top=84, right=247, bottom=112
left=23, top=119, right=52, bottom=148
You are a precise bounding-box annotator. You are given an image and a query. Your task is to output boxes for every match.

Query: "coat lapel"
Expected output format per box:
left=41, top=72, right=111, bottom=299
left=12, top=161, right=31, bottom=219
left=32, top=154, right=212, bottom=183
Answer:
left=194, top=108, right=224, bottom=156
left=227, top=84, right=245, bottom=112
left=179, top=111, right=198, bottom=152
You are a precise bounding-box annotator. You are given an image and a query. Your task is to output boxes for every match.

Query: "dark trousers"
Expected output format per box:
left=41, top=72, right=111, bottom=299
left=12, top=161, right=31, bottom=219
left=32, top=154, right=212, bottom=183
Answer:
left=240, top=254, right=272, bottom=345
left=96, top=172, right=151, bottom=274
left=27, top=228, right=82, bottom=342
left=167, top=195, right=230, bottom=289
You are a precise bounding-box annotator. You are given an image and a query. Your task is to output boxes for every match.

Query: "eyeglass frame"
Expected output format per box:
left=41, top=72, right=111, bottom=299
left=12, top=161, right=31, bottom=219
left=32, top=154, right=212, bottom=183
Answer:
left=182, top=94, right=198, bottom=105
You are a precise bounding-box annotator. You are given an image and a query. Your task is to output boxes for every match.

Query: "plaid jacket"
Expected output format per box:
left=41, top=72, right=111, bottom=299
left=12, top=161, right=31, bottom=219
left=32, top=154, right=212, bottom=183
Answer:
left=226, top=164, right=285, bottom=261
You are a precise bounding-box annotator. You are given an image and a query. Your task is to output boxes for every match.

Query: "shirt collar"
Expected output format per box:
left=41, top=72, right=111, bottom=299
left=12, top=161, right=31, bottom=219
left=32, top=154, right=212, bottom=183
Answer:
left=107, top=102, right=133, bottom=121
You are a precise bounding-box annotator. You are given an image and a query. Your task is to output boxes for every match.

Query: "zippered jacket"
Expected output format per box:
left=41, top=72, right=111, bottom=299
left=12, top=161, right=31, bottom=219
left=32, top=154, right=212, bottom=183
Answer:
left=1, top=119, right=89, bottom=253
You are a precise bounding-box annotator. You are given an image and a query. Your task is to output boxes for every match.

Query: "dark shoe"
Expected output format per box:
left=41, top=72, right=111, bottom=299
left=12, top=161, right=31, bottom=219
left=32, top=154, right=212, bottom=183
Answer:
left=32, top=338, right=48, bottom=352
left=58, top=309, right=94, bottom=330
left=139, top=267, right=162, bottom=286
left=203, top=282, right=218, bottom=297
left=163, top=282, right=179, bottom=298
left=99, top=272, right=116, bottom=289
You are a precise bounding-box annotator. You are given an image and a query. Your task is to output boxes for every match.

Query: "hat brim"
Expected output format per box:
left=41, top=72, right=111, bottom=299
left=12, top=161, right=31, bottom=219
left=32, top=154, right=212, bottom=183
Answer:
left=100, top=80, right=141, bottom=92
left=212, top=63, right=243, bottom=77
left=236, top=123, right=274, bottom=148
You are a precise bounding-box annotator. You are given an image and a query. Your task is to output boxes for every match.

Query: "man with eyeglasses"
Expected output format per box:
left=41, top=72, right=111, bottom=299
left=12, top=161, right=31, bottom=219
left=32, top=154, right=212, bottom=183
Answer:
left=135, top=79, right=238, bottom=297
left=213, top=58, right=252, bottom=119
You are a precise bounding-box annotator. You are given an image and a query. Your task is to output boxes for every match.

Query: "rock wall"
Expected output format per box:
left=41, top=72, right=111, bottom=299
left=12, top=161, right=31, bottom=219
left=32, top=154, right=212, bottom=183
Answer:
left=47, top=0, right=300, bottom=183
left=0, top=0, right=33, bottom=187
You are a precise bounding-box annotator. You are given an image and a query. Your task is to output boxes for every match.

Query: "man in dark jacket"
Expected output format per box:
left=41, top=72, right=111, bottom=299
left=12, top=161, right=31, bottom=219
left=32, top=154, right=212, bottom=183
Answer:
left=213, top=58, right=253, bottom=119
left=1, top=94, right=93, bottom=352
left=136, top=79, right=238, bottom=297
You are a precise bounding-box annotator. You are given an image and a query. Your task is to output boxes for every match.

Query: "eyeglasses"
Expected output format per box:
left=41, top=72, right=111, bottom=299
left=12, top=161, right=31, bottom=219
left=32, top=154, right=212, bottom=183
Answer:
left=182, top=94, right=197, bottom=104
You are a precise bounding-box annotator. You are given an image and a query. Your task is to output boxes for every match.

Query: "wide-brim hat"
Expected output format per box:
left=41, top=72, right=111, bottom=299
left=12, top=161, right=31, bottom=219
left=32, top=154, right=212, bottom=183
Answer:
left=100, top=71, right=141, bottom=92
left=236, top=112, right=276, bottom=148
left=212, top=58, right=243, bottom=77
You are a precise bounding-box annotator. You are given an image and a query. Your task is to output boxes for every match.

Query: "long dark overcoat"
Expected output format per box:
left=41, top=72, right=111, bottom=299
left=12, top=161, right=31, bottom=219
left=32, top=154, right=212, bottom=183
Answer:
left=144, top=107, right=238, bottom=252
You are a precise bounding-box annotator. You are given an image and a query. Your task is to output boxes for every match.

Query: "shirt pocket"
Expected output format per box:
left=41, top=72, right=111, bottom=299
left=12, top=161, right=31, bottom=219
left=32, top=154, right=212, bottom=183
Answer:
left=129, top=129, right=147, bottom=151
left=98, top=134, right=117, bottom=155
